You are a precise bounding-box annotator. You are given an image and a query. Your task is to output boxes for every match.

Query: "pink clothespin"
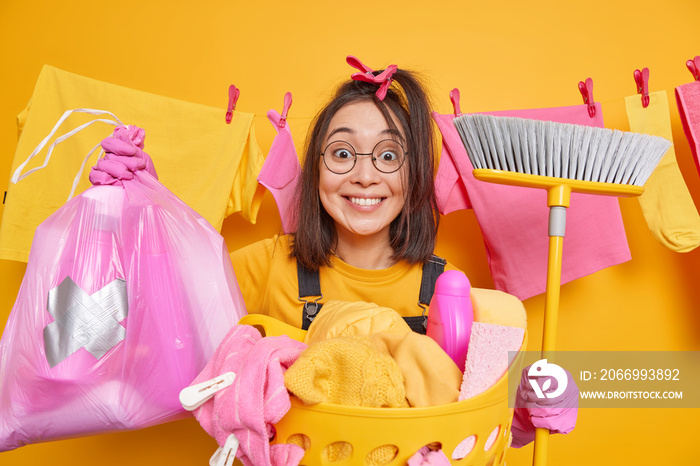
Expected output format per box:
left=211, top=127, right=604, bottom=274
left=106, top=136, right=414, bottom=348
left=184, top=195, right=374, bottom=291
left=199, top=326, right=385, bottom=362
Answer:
left=347, top=55, right=397, bottom=101
left=450, top=88, right=462, bottom=117
left=226, top=85, right=240, bottom=124
left=578, top=77, right=596, bottom=118
left=633, top=67, right=650, bottom=108
left=686, top=56, right=700, bottom=81
left=278, top=92, right=293, bottom=129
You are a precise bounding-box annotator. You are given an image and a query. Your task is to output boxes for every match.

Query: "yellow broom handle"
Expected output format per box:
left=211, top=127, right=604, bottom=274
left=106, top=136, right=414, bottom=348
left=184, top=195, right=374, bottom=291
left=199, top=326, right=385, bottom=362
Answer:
left=533, top=429, right=551, bottom=466
left=542, top=234, right=564, bottom=355
left=532, top=232, right=565, bottom=466
left=533, top=186, right=569, bottom=466
left=541, top=184, right=569, bottom=356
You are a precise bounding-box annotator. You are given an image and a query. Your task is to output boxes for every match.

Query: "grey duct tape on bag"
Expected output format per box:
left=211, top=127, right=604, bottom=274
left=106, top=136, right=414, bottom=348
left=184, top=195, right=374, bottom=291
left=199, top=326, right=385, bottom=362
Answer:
left=43, top=277, right=128, bottom=368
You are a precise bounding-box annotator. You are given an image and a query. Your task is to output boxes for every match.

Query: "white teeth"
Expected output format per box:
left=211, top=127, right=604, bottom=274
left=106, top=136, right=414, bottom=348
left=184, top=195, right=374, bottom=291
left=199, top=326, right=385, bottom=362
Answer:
left=350, top=197, right=382, bottom=206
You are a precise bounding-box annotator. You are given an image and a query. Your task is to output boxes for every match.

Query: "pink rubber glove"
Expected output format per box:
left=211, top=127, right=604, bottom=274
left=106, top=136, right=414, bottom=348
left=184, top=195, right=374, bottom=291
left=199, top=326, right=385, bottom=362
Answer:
left=89, top=125, right=158, bottom=186
left=511, top=362, right=579, bottom=448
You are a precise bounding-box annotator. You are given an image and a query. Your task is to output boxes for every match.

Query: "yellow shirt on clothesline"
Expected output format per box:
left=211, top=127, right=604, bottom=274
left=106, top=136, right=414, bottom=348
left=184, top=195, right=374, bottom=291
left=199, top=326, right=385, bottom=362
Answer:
left=0, top=65, right=265, bottom=262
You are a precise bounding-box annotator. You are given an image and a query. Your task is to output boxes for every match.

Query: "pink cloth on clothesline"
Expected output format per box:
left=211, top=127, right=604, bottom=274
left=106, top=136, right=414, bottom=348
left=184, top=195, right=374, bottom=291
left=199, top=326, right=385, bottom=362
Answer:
left=675, top=80, right=700, bottom=176
left=257, top=110, right=301, bottom=233
left=191, top=325, right=307, bottom=466
left=433, top=104, right=631, bottom=300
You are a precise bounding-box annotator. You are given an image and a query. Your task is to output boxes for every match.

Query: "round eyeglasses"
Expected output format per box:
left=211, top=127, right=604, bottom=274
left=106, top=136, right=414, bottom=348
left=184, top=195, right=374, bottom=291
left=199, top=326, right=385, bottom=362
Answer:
left=321, top=139, right=406, bottom=174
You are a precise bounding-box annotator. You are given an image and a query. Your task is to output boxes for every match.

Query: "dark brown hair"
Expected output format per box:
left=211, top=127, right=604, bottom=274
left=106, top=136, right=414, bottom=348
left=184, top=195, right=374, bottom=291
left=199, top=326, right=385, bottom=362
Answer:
left=291, top=67, right=439, bottom=270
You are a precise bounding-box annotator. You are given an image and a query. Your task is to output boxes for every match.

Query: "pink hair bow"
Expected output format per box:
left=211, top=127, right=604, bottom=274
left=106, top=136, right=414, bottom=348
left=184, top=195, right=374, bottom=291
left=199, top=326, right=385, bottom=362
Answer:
left=347, top=55, right=398, bottom=101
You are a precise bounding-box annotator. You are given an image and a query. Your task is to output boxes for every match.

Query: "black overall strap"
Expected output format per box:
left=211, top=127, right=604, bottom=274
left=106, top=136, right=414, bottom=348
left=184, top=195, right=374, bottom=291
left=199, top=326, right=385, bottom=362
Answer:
left=419, top=255, right=448, bottom=307
left=297, top=264, right=323, bottom=330
left=297, top=255, right=446, bottom=333
left=404, top=254, right=447, bottom=334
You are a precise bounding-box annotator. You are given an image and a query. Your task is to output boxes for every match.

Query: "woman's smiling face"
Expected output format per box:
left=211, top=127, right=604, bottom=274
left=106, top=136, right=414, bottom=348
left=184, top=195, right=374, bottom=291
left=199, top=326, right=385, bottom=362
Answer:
left=318, top=100, right=407, bottom=245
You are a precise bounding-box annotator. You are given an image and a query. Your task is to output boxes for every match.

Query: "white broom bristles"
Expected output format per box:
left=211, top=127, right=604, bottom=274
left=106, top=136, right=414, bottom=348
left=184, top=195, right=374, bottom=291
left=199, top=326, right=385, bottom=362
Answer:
left=454, top=114, right=672, bottom=187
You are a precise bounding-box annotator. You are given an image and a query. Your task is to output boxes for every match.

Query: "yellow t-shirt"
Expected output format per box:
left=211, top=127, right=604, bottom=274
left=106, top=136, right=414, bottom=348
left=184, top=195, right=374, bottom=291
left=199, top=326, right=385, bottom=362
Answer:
left=229, top=235, right=459, bottom=328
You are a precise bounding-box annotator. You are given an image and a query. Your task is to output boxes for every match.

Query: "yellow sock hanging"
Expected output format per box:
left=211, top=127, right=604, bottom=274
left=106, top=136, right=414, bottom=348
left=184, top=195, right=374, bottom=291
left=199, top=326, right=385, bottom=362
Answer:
left=625, top=90, right=700, bottom=253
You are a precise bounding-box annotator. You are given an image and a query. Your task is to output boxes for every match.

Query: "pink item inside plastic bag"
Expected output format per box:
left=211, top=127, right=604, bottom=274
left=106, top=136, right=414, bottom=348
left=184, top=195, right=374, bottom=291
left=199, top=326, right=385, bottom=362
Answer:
left=0, top=125, right=245, bottom=451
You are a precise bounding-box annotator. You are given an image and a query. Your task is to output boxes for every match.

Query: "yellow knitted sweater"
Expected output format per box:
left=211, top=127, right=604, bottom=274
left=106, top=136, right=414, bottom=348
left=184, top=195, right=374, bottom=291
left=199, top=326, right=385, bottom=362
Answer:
left=284, top=335, right=409, bottom=408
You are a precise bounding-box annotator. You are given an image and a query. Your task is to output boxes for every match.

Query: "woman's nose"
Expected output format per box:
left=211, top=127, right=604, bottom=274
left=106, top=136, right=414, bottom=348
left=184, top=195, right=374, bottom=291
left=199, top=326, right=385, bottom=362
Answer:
left=350, top=154, right=380, bottom=184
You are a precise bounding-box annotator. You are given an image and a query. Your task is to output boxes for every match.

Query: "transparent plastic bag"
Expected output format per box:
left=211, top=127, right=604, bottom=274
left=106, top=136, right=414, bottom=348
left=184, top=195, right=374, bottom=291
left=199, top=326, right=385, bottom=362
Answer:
left=0, top=122, right=245, bottom=451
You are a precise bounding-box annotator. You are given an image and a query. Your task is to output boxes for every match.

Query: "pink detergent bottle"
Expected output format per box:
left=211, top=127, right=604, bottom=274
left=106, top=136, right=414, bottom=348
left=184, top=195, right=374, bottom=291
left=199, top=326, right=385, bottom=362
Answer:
left=426, top=270, right=474, bottom=371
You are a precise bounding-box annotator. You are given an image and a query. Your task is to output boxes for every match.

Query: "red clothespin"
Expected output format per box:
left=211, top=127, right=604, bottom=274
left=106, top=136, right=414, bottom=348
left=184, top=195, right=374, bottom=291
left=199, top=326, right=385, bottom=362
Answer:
left=633, top=67, right=650, bottom=108
left=578, top=78, right=596, bottom=118
left=278, top=92, right=293, bottom=129
left=450, top=88, right=462, bottom=117
left=225, top=85, right=240, bottom=124
left=686, top=56, right=700, bottom=81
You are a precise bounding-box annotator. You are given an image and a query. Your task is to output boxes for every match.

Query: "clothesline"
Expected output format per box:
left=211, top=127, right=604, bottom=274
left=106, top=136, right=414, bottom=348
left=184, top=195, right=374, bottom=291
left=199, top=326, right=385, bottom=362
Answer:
left=244, top=82, right=699, bottom=121
left=233, top=58, right=700, bottom=121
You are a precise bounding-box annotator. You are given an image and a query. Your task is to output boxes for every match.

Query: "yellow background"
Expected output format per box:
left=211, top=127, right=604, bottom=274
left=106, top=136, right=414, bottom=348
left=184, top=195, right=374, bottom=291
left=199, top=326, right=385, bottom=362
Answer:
left=1, top=1, right=698, bottom=464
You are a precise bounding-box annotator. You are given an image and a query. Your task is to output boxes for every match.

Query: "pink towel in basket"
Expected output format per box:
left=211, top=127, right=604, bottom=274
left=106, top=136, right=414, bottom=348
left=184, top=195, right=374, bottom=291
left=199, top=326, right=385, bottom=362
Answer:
left=191, top=325, right=307, bottom=466
left=407, top=445, right=451, bottom=465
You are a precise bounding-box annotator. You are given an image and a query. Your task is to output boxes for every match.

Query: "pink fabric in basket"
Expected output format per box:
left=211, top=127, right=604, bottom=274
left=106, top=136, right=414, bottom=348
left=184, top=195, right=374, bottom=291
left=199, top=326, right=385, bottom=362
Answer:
left=407, top=445, right=451, bottom=465
left=192, top=324, right=307, bottom=466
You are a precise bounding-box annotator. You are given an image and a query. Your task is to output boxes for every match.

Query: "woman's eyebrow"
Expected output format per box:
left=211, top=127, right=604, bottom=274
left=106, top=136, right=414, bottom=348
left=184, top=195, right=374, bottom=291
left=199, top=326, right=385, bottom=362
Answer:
left=326, top=127, right=355, bottom=139
left=326, top=126, right=405, bottom=141
left=380, top=128, right=405, bottom=141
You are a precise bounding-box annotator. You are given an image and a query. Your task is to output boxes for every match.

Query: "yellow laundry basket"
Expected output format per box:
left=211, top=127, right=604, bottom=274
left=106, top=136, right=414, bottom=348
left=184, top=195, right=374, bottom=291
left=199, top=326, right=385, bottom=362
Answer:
left=239, top=314, right=527, bottom=466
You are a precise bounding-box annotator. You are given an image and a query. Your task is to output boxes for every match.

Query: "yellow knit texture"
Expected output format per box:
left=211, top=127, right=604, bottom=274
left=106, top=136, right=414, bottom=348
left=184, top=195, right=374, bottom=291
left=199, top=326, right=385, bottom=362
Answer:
left=284, top=335, right=409, bottom=408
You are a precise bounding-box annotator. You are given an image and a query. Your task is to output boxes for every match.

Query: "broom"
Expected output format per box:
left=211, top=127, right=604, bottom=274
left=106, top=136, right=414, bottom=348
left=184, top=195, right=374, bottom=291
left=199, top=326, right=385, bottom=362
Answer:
left=453, top=113, right=671, bottom=466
